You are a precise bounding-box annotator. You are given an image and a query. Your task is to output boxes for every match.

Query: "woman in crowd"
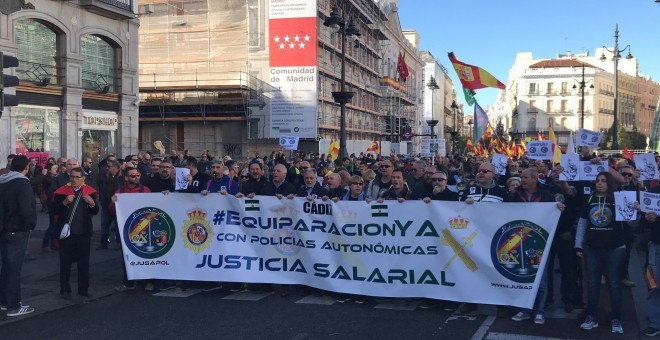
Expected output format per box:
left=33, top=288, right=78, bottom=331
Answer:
left=575, top=171, right=632, bottom=334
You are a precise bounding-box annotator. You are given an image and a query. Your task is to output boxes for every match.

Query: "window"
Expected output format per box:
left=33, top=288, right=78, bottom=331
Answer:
left=529, top=100, right=537, bottom=112
left=15, top=107, right=61, bottom=158
left=528, top=117, right=536, bottom=130
left=546, top=82, right=554, bottom=94
left=548, top=117, right=554, bottom=129
left=528, top=83, right=537, bottom=94
left=248, top=0, right=265, bottom=50
left=560, top=100, right=568, bottom=112
left=81, top=35, right=116, bottom=92
left=546, top=100, right=554, bottom=112
left=561, top=82, right=568, bottom=94
left=14, top=20, right=59, bottom=84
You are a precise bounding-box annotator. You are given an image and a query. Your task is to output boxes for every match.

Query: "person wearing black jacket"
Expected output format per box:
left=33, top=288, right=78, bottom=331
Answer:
left=239, top=161, right=269, bottom=196
left=145, top=160, right=175, bottom=193
left=641, top=186, right=660, bottom=337
left=323, top=173, right=346, bottom=200
left=296, top=168, right=328, bottom=198
left=410, top=166, right=438, bottom=200
left=0, top=155, right=37, bottom=317
left=423, top=171, right=459, bottom=202
left=261, top=164, right=296, bottom=198
left=97, top=160, right=122, bottom=250
left=53, top=167, right=100, bottom=300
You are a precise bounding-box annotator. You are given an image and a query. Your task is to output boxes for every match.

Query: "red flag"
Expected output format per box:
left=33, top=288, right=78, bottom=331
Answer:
left=623, top=147, right=634, bottom=160
left=397, top=52, right=409, bottom=82
left=269, top=18, right=317, bottom=67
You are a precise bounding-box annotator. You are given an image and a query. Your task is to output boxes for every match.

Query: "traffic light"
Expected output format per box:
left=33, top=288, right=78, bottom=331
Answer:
left=1, top=52, right=20, bottom=114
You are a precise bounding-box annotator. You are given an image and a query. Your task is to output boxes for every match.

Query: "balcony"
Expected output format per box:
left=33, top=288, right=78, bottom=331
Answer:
left=79, top=0, right=135, bottom=20
left=599, top=108, right=614, bottom=115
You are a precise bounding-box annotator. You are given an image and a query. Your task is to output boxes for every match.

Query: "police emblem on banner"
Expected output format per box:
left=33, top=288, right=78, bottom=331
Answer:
left=181, top=208, right=213, bottom=255
left=490, top=220, right=549, bottom=283
left=123, top=207, right=176, bottom=259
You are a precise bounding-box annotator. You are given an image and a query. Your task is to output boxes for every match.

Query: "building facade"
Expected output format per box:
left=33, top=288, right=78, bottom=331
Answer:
left=137, top=0, right=453, bottom=159
left=500, top=50, right=660, bottom=147
left=0, top=0, right=139, bottom=168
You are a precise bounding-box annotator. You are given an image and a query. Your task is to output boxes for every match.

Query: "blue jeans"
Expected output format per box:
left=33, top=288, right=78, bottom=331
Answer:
left=585, top=245, right=626, bottom=320
left=520, top=257, right=549, bottom=315
left=100, top=207, right=114, bottom=246
left=648, top=242, right=660, bottom=329
left=0, top=231, right=30, bottom=309
left=41, top=210, right=56, bottom=248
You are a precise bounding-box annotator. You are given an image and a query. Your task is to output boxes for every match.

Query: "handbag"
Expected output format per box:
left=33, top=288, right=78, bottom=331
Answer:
left=60, top=192, right=82, bottom=240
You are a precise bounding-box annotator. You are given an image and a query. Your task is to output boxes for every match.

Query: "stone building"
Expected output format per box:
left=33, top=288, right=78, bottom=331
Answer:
left=0, top=0, right=139, bottom=167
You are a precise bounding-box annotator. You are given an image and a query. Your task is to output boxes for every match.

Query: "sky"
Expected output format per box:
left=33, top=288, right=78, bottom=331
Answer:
left=398, top=0, right=660, bottom=109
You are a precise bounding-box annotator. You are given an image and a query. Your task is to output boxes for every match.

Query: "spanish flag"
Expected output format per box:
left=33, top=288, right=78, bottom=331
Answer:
left=482, top=123, right=494, bottom=141
left=510, top=140, right=518, bottom=158
left=548, top=126, right=562, bottom=164
left=519, top=138, right=527, bottom=156
left=466, top=137, right=476, bottom=155
left=448, top=52, right=505, bottom=91
left=367, top=140, right=380, bottom=154
left=328, top=139, right=339, bottom=161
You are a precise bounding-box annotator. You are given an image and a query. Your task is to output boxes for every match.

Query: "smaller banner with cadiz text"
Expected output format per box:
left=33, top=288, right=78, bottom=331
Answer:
left=115, top=194, right=560, bottom=308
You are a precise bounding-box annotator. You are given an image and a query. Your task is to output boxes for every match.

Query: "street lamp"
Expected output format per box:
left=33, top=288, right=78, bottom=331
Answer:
left=572, top=61, right=594, bottom=130
left=450, top=100, right=460, bottom=155
left=324, top=6, right=360, bottom=160
left=600, top=24, right=632, bottom=150
left=426, top=76, right=440, bottom=139
left=426, top=76, right=440, bottom=163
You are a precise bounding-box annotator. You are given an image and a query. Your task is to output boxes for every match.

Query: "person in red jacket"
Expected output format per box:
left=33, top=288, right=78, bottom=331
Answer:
left=109, top=167, right=151, bottom=292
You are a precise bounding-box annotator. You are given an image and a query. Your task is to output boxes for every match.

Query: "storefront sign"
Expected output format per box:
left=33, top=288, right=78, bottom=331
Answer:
left=82, top=112, right=118, bottom=131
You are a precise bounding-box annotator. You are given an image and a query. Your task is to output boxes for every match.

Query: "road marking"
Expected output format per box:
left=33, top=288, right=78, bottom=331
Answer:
left=484, top=332, right=580, bottom=340
left=153, top=289, right=201, bottom=298
left=222, top=291, right=273, bottom=301
left=295, top=295, right=336, bottom=305
left=374, top=299, right=420, bottom=311
left=471, top=315, right=495, bottom=340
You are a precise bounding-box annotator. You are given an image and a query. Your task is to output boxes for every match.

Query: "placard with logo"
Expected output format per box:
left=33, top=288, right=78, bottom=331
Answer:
left=641, top=191, right=660, bottom=214
left=577, top=128, right=603, bottom=148
left=279, top=135, right=300, bottom=150
left=578, top=161, right=609, bottom=181
left=526, top=141, right=553, bottom=160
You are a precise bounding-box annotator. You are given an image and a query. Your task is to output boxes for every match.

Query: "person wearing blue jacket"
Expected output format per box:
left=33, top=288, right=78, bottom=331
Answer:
left=201, top=160, right=238, bottom=195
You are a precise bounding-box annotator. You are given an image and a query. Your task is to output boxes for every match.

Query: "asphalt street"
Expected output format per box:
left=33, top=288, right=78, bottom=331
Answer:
left=0, top=203, right=651, bottom=339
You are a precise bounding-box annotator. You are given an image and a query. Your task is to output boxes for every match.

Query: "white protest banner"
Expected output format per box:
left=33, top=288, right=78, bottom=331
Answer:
left=175, top=168, right=190, bottom=190
left=634, top=153, right=659, bottom=180
left=279, top=136, right=300, bottom=151
left=559, top=154, right=580, bottom=181
left=526, top=140, right=553, bottom=160
left=577, top=128, right=603, bottom=147
left=614, top=191, right=637, bottom=221
left=578, top=161, right=608, bottom=181
left=491, top=153, right=508, bottom=175
left=115, top=194, right=560, bottom=309
left=641, top=191, right=660, bottom=214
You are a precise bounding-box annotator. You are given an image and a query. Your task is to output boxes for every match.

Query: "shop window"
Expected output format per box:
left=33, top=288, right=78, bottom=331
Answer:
left=15, top=107, right=61, bottom=158
left=81, top=35, right=116, bottom=92
left=14, top=20, right=59, bottom=85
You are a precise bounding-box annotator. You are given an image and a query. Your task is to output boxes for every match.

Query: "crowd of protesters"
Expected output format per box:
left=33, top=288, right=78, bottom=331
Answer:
left=1, top=146, right=659, bottom=337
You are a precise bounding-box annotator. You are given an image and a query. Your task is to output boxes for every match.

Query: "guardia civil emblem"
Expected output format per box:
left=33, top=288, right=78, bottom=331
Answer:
left=181, top=208, right=213, bottom=254
left=491, top=220, right=549, bottom=283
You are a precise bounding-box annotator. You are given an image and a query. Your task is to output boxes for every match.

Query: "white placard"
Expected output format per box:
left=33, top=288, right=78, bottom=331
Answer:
left=559, top=154, right=580, bottom=181
left=175, top=168, right=190, bottom=190
left=634, top=153, right=659, bottom=180
left=578, top=161, right=609, bottom=181
left=491, top=153, right=508, bottom=175
left=279, top=135, right=300, bottom=151
left=526, top=141, right=553, bottom=160
left=577, top=128, right=603, bottom=147
left=614, top=191, right=637, bottom=221
left=641, top=191, right=660, bottom=214
left=420, top=138, right=445, bottom=157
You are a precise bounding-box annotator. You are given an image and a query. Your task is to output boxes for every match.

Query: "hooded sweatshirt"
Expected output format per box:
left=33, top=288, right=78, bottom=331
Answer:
left=0, top=171, right=37, bottom=233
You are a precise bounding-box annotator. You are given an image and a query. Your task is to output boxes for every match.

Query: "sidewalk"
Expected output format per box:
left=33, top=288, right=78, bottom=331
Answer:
left=0, top=208, right=123, bottom=326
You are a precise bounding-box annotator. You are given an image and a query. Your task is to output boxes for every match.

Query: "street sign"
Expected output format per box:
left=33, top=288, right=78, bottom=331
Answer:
left=401, top=131, right=413, bottom=141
